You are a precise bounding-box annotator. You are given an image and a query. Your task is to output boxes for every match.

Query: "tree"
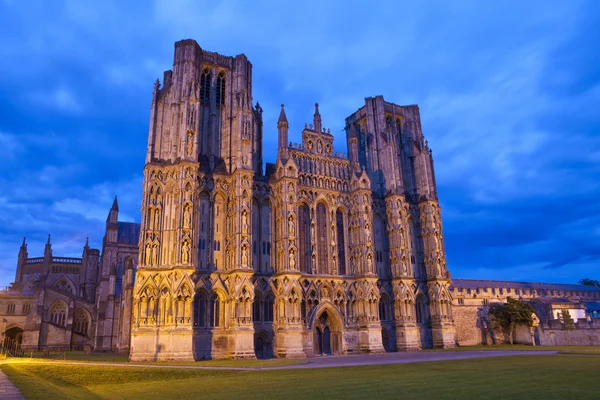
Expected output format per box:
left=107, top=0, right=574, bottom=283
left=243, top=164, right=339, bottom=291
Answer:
left=578, top=278, right=600, bottom=289
left=560, top=309, right=575, bottom=345
left=488, top=297, right=536, bottom=345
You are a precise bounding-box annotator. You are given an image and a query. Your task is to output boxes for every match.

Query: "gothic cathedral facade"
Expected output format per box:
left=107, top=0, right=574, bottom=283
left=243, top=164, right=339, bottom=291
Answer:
left=129, top=39, right=456, bottom=361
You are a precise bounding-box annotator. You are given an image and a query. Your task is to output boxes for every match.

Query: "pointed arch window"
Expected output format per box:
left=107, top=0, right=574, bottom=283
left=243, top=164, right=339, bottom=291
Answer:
left=55, top=278, right=74, bottom=294
left=316, top=203, right=328, bottom=274
left=253, top=295, right=262, bottom=322
left=73, top=309, right=89, bottom=336
left=193, top=293, right=207, bottom=327
left=298, top=204, right=311, bottom=274
left=336, top=209, right=346, bottom=275
left=200, top=70, right=211, bottom=103
left=50, top=301, right=67, bottom=327
left=264, top=294, right=274, bottom=322
left=216, top=72, right=225, bottom=106
left=210, top=294, right=221, bottom=327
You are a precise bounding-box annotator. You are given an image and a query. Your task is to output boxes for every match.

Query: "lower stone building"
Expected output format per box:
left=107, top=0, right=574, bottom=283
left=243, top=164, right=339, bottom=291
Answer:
left=451, top=279, right=600, bottom=347
left=0, top=197, right=138, bottom=353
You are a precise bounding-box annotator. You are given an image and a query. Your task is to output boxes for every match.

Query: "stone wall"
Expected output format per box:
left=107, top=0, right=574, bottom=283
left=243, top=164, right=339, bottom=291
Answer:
left=453, top=305, right=482, bottom=346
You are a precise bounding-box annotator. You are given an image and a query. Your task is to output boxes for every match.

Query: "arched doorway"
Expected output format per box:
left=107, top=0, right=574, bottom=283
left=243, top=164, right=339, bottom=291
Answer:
left=313, top=310, right=342, bottom=355
left=4, top=326, right=23, bottom=346
left=254, top=332, right=273, bottom=359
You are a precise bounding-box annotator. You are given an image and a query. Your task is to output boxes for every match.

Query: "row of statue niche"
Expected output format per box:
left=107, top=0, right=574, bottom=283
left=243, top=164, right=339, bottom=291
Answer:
left=144, top=243, right=159, bottom=266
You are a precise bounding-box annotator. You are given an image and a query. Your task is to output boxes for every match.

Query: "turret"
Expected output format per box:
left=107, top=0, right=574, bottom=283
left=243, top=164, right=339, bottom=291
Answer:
left=347, top=123, right=359, bottom=163
left=15, top=237, right=28, bottom=285
left=43, top=234, right=52, bottom=260
left=105, top=196, right=119, bottom=244
left=313, top=103, right=322, bottom=133
left=81, top=237, right=99, bottom=302
left=277, top=104, right=289, bottom=155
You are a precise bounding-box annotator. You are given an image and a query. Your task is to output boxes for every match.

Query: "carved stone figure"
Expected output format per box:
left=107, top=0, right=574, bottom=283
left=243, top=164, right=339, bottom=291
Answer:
left=182, top=241, right=190, bottom=264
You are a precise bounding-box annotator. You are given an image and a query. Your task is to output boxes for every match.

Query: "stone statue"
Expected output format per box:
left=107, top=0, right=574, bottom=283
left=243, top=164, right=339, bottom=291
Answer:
left=182, top=242, right=190, bottom=264
left=242, top=210, right=249, bottom=234
left=289, top=249, right=296, bottom=269
left=154, top=209, right=161, bottom=230
left=288, top=216, right=295, bottom=237
left=242, top=245, right=248, bottom=266
left=183, top=206, right=191, bottom=228
left=152, top=245, right=158, bottom=266
left=145, top=244, right=151, bottom=265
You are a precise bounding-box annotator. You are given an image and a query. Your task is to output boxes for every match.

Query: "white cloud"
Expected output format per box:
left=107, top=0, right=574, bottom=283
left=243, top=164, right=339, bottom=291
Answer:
left=28, top=85, right=83, bottom=114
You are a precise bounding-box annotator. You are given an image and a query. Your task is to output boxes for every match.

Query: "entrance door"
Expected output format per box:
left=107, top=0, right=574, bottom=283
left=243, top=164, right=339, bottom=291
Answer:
left=322, top=327, right=331, bottom=355
left=254, top=337, right=264, bottom=359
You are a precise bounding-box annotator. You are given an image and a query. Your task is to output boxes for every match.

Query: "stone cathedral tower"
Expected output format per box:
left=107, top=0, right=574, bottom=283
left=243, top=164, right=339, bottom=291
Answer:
left=346, top=97, right=455, bottom=349
left=130, top=40, right=455, bottom=362
left=131, top=40, right=263, bottom=361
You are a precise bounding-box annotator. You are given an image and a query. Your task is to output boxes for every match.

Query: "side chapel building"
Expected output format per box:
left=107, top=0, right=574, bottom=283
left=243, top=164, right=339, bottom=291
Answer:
left=2, top=39, right=599, bottom=359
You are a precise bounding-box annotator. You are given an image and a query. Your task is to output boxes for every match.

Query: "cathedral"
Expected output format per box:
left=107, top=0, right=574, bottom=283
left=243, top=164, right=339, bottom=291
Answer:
left=2, top=39, right=599, bottom=360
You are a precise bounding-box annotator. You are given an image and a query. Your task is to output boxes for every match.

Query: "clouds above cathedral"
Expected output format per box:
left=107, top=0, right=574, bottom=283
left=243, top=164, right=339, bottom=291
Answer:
left=0, top=0, right=598, bottom=285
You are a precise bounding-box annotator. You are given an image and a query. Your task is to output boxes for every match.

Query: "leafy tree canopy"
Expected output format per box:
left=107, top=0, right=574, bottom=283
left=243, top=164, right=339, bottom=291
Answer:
left=488, top=297, right=536, bottom=344
left=579, top=278, right=600, bottom=288
left=560, top=309, right=575, bottom=331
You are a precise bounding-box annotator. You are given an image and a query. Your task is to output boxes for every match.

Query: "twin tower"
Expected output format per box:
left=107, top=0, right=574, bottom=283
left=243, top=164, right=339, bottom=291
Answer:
left=131, top=39, right=455, bottom=361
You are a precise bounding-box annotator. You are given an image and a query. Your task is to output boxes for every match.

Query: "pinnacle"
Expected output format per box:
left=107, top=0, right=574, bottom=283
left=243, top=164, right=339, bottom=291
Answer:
left=278, top=104, right=288, bottom=124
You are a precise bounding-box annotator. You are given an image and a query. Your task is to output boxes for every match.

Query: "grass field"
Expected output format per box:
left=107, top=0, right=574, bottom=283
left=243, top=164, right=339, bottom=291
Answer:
left=429, top=344, right=600, bottom=354
left=2, top=355, right=599, bottom=400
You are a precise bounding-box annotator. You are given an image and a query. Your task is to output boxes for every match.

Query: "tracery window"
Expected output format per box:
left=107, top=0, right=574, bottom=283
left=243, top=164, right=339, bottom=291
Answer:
left=210, top=294, right=221, bottom=327
left=264, top=294, right=274, bottom=322
left=316, top=203, right=328, bottom=274
left=253, top=296, right=261, bottom=322
left=298, top=204, right=311, bottom=274
left=200, top=69, right=211, bottom=103
left=55, top=279, right=74, bottom=294
left=7, top=303, right=15, bottom=314
left=73, top=309, right=89, bottom=336
left=50, top=301, right=67, bottom=327
left=415, top=295, right=429, bottom=324
left=194, top=293, right=207, bottom=327
left=216, top=72, right=225, bottom=106
left=336, top=209, right=346, bottom=275
left=22, top=302, right=32, bottom=314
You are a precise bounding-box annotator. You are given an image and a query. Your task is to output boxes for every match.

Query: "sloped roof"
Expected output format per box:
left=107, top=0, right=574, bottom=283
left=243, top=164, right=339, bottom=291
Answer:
left=117, top=222, right=140, bottom=244
left=451, top=279, right=600, bottom=292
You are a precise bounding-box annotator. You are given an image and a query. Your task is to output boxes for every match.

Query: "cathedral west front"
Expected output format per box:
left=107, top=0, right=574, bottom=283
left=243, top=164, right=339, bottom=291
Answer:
left=4, top=39, right=596, bottom=360
left=129, top=39, right=455, bottom=360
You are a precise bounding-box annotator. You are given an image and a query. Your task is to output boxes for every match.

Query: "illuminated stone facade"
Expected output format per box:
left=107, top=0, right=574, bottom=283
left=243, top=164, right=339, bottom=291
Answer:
left=129, top=39, right=455, bottom=361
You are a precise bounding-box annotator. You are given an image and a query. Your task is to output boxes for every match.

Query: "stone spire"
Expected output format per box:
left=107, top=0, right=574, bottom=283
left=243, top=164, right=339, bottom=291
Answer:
left=107, top=196, right=119, bottom=224
left=44, top=234, right=52, bottom=259
left=313, top=103, right=322, bottom=133
left=111, top=195, right=119, bottom=212
left=278, top=104, right=289, bottom=153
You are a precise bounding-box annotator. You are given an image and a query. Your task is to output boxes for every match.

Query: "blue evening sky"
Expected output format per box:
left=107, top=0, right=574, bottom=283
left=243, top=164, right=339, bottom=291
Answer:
left=0, top=1, right=599, bottom=286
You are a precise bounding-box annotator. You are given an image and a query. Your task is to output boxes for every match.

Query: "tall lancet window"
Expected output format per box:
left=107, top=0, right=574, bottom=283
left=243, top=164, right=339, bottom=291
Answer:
left=336, top=209, right=346, bottom=275
left=200, top=69, right=210, bottom=103
left=316, top=203, right=329, bottom=274
left=298, top=204, right=311, bottom=274
left=216, top=72, right=225, bottom=106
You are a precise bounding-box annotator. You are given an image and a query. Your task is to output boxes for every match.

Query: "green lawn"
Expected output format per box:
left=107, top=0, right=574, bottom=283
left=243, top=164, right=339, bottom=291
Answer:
left=13, top=351, right=304, bottom=367
left=429, top=344, right=600, bottom=354
left=2, top=355, right=599, bottom=400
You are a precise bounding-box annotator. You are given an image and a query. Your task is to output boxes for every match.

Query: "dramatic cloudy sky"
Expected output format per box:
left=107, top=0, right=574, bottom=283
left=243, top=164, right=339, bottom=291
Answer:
left=0, top=0, right=598, bottom=286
